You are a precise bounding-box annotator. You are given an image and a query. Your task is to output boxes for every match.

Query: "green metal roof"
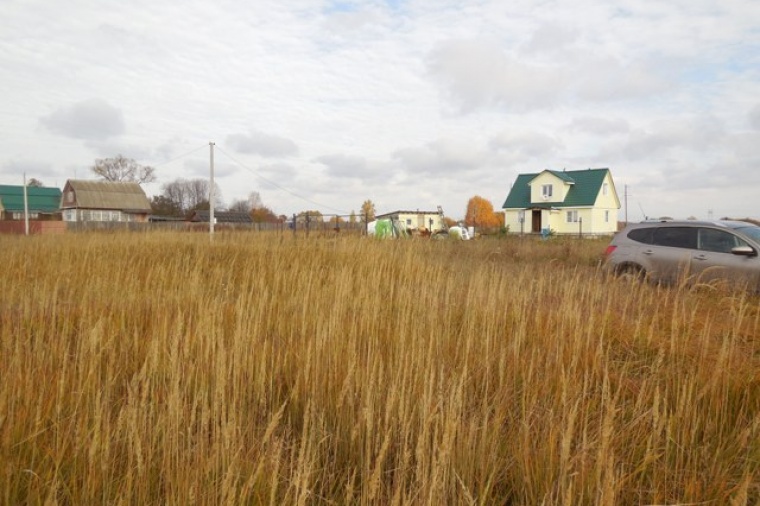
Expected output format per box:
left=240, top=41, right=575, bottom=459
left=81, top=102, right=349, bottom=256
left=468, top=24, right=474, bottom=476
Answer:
left=544, top=170, right=575, bottom=184
left=502, top=168, right=610, bottom=209
left=0, top=185, right=62, bottom=213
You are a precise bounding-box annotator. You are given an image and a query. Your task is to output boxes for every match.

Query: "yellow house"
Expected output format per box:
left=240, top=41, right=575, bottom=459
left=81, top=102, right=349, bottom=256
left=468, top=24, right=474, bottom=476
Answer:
left=502, top=168, right=620, bottom=236
left=375, top=210, right=445, bottom=232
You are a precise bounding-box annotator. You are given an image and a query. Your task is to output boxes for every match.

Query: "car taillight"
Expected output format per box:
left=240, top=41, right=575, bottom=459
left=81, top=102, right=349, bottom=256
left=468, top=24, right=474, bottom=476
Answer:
left=604, top=245, right=617, bottom=257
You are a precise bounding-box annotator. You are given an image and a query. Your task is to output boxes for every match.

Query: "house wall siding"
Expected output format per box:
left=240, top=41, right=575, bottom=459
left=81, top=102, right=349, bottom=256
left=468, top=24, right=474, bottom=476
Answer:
left=63, top=208, right=149, bottom=223
left=377, top=212, right=444, bottom=232
left=504, top=207, right=617, bottom=235
left=528, top=173, right=569, bottom=203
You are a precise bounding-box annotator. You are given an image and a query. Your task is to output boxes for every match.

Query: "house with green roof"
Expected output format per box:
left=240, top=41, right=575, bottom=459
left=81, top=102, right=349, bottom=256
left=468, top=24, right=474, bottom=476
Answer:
left=501, top=168, right=620, bottom=235
left=0, top=185, right=62, bottom=221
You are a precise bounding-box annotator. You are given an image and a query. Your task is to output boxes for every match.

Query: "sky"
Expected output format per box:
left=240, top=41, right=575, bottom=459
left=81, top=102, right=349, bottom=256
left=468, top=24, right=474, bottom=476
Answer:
left=1, top=0, right=758, bottom=221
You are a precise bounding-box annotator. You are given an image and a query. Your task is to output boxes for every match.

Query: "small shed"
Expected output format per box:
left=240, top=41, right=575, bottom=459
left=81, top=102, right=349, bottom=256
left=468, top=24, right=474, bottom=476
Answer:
left=0, top=185, right=62, bottom=220
left=60, top=180, right=152, bottom=222
left=375, top=210, right=445, bottom=233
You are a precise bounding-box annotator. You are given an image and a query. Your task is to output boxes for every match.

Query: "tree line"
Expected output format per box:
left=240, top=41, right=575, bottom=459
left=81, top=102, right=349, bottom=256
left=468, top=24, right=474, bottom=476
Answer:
left=52, top=155, right=504, bottom=227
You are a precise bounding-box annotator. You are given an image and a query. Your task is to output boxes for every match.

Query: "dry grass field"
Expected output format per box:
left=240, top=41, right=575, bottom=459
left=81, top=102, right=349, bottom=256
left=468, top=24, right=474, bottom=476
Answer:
left=1, top=232, right=759, bottom=505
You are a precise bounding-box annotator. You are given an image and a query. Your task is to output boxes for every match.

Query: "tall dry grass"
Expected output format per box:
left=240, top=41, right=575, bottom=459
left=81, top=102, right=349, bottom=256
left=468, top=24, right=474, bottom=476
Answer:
left=1, top=232, right=758, bottom=504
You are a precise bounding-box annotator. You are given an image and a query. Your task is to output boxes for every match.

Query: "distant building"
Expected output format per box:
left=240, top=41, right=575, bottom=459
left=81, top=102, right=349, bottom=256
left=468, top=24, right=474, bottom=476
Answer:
left=375, top=210, right=445, bottom=232
left=0, top=184, right=62, bottom=221
left=502, top=168, right=620, bottom=235
left=60, top=180, right=152, bottom=222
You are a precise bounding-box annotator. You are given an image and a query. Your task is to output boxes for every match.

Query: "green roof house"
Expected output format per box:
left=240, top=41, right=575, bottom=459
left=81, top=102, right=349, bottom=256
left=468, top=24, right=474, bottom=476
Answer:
left=0, top=185, right=62, bottom=220
left=502, top=168, right=620, bottom=235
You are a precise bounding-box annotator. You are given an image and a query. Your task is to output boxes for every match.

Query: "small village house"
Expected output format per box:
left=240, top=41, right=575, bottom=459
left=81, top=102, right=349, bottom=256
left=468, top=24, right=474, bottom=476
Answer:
left=60, top=180, right=152, bottom=222
left=502, top=168, right=620, bottom=236
left=0, top=184, right=62, bottom=221
left=375, top=210, right=445, bottom=233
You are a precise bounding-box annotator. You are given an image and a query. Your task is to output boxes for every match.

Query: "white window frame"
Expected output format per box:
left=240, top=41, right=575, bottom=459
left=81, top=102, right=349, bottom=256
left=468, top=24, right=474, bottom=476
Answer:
left=542, top=184, right=553, bottom=198
left=566, top=210, right=579, bottom=223
left=605, top=210, right=610, bottom=223
left=602, top=183, right=608, bottom=196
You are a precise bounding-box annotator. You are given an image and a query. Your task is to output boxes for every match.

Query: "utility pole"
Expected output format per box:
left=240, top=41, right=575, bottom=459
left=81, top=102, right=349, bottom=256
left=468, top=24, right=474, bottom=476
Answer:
left=23, top=172, right=29, bottom=236
left=209, top=141, right=215, bottom=238
left=624, top=184, right=629, bottom=224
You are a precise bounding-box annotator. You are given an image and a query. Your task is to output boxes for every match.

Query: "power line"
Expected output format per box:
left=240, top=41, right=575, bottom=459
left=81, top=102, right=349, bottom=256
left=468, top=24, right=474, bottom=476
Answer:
left=147, top=145, right=208, bottom=168
left=215, top=146, right=349, bottom=215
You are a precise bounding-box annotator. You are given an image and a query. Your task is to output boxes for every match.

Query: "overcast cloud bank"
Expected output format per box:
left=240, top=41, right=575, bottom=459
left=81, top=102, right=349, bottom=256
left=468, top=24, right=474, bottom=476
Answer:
left=1, top=0, right=758, bottom=219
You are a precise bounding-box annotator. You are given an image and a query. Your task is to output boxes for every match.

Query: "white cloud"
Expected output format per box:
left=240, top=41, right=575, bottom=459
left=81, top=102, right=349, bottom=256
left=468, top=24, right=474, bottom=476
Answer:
left=226, top=130, right=299, bottom=158
left=1, top=0, right=758, bottom=220
left=567, top=117, right=631, bottom=136
left=427, top=39, right=562, bottom=113
left=393, top=138, right=488, bottom=175
left=2, top=159, right=55, bottom=178
left=39, top=99, right=125, bottom=141
left=489, top=130, right=563, bottom=159
left=749, top=105, right=760, bottom=130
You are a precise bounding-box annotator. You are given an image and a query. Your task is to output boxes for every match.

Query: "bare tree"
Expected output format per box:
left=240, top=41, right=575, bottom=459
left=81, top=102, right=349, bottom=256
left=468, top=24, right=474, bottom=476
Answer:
left=161, top=180, right=189, bottom=212
left=247, top=191, right=264, bottom=210
left=91, top=155, right=156, bottom=184
left=228, top=199, right=251, bottom=213
left=227, top=191, right=265, bottom=214
left=160, top=178, right=223, bottom=214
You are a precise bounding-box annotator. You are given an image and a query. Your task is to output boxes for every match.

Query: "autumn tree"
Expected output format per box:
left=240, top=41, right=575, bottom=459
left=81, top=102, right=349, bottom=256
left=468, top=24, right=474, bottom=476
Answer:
left=92, top=155, right=156, bottom=184
left=465, top=196, right=502, bottom=229
left=349, top=210, right=357, bottom=224
left=360, top=199, right=376, bottom=221
left=251, top=206, right=280, bottom=223
left=297, top=210, right=323, bottom=222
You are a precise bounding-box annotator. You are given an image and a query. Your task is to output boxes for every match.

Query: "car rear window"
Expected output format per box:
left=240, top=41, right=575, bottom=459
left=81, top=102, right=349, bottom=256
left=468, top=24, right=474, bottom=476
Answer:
left=652, top=227, right=698, bottom=249
left=627, top=228, right=654, bottom=244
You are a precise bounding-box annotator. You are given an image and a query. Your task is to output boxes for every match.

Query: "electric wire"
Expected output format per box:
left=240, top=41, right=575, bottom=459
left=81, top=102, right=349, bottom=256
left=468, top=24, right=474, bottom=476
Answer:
left=147, top=145, right=208, bottom=168
left=215, top=146, right=349, bottom=215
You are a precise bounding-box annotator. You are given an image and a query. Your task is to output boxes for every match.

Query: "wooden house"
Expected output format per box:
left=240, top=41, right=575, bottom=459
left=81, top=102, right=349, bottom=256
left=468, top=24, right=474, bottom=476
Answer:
left=60, top=180, right=152, bottom=222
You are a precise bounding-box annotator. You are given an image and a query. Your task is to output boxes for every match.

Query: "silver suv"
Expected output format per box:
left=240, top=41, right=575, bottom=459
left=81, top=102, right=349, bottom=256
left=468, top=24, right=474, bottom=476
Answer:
left=605, top=220, right=760, bottom=291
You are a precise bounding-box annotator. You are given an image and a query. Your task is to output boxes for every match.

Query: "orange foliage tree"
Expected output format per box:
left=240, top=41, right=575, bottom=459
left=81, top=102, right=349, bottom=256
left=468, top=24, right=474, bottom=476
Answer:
left=464, top=196, right=503, bottom=229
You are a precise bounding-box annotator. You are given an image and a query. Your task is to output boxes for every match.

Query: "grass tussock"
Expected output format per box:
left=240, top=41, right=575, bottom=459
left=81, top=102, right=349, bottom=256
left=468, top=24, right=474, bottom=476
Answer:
left=1, top=232, right=759, bottom=504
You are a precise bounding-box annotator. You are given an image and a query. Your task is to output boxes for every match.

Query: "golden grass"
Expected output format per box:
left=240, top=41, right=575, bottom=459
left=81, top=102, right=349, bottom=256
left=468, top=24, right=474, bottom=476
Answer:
left=1, top=232, right=759, bottom=504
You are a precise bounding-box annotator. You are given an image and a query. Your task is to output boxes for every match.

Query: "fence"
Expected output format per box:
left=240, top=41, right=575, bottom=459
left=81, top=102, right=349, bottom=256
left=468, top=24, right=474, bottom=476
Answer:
left=0, top=221, right=67, bottom=235
left=0, top=219, right=369, bottom=235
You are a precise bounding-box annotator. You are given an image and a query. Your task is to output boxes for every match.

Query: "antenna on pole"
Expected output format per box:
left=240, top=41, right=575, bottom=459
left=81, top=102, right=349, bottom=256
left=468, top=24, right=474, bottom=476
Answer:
left=23, top=172, right=30, bottom=236
left=209, top=141, right=215, bottom=238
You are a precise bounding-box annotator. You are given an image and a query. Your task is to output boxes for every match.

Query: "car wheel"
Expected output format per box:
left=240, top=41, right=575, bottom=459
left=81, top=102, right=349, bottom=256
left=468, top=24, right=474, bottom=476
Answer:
left=617, top=265, right=645, bottom=283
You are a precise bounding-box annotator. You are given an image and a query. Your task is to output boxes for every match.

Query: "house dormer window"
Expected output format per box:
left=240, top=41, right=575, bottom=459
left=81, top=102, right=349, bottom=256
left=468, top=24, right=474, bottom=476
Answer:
left=542, top=184, right=553, bottom=198
left=602, top=183, right=608, bottom=196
